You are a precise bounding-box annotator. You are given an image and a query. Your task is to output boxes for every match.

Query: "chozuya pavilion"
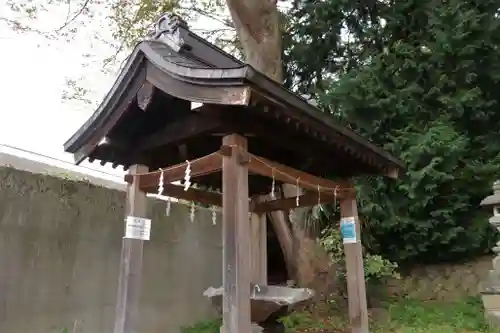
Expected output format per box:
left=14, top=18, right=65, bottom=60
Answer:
left=64, top=12, right=403, bottom=333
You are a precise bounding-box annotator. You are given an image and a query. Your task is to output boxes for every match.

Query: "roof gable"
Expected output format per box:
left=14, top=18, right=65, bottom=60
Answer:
left=64, top=12, right=403, bottom=194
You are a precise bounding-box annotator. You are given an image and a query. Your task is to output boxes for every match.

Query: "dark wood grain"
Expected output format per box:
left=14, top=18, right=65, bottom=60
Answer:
left=340, top=197, right=369, bottom=333
left=136, top=111, right=223, bottom=151
left=222, top=134, right=251, bottom=333
left=245, top=152, right=352, bottom=195
left=252, top=191, right=343, bottom=213
left=114, top=165, right=148, bottom=333
left=125, top=152, right=222, bottom=189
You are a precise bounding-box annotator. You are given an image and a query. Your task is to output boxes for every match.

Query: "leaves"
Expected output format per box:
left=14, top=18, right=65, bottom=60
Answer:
left=6, top=0, right=500, bottom=266
left=318, top=227, right=399, bottom=282
left=286, top=0, right=500, bottom=265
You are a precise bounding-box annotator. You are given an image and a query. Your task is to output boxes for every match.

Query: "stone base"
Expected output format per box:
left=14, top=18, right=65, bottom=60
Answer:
left=485, top=310, right=500, bottom=327
left=482, top=293, right=500, bottom=327
left=483, top=293, right=500, bottom=310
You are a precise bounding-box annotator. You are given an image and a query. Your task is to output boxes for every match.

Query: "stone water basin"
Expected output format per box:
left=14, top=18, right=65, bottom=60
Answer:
left=203, top=284, right=314, bottom=323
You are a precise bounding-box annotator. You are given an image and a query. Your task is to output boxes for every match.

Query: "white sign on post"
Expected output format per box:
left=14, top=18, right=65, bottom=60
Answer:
left=124, top=216, right=152, bottom=241
left=340, top=216, right=357, bottom=244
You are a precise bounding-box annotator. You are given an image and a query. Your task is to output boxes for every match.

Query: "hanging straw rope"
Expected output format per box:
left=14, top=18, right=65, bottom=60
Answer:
left=127, top=147, right=354, bottom=195
left=126, top=151, right=221, bottom=177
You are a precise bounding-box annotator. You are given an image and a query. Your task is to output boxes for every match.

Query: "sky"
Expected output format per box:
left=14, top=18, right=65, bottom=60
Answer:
left=0, top=1, right=291, bottom=179
left=0, top=0, right=239, bottom=179
left=0, top=2, right=148, bottom=178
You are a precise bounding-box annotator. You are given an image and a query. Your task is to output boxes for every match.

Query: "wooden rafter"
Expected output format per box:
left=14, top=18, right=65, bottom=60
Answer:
left=73, top=65, right=147, bottom=164
left=136, top=106, right=224, bottom=151
left=221, top=109, right=319, bottom=162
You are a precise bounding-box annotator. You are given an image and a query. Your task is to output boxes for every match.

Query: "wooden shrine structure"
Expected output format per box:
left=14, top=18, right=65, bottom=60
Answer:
left=64, top=13, right=403, bottom=333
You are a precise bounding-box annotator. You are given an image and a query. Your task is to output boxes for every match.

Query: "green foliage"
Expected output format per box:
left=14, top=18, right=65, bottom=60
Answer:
left=181, top=318, right=221, bottom=333
left=279, top=297, right=499, bottom=333
left=109, top=0, right=242, bottom=57
left=279, top=310, right=345, bottom=332
left=7, top=0, right=500, bottom=267
left=319, top=227, right=399, bottom=282
left=375, top=296, right=494, bottom=333
left=286, top=0, right=500, bottom=265
left=279, top=311, right=315, bottom=332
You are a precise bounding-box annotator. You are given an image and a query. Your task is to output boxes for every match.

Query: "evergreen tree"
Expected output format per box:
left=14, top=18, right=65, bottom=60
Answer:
left=287, top=0, right=500, bottom=264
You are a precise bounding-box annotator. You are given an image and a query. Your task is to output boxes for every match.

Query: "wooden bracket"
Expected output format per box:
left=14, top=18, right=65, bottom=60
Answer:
left=220, top=144, right=250, bottom=165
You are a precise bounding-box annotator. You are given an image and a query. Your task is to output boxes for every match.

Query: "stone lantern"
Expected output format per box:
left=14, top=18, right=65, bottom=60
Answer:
left=480, top=180, right=500, bottom=325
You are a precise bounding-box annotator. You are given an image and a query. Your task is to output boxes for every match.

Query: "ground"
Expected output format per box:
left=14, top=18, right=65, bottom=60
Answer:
left=283, top=297, right=498, bottom=333
left=182, top=296, right=500, bottom=333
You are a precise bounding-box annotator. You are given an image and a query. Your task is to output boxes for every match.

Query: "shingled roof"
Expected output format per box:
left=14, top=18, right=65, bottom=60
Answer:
left=63, top=13, right=403, bottom=195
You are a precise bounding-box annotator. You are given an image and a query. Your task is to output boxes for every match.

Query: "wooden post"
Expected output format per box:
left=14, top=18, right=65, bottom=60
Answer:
left=114, top=165, right=149, bottom=333
left=222, top=134, right=251, bottom=333
left=340, top=197, right=369, bottom=333
left=251, top=212, right=267, bottom=284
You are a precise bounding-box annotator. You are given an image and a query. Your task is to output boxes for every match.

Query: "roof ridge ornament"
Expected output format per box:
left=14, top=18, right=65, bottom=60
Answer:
left=300, top=94, right=318, bottom=107
left=151, top=13, right=189, bottom=52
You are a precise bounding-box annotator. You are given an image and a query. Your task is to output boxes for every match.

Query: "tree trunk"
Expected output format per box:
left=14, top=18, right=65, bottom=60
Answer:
left=225, top=0, right=282, bottom=82
left=226, top=0, right=330, bottom=288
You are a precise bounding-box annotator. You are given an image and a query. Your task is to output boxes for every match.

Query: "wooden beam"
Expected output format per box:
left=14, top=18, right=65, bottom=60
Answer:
left=386, top=167, right=399, bottom=179
left=339, top=196, right=369, bottom=333
left=252, top=191, right=340, bottom=213
left=136, top=109, right=223, bottom=151
left=114, top=165, right=149, bottom=333
left=124, top=151, right=222, bottom=189
left=225, top=110, right=333, bottom=167
left=136, top=81, right=155, bottom=111
left=221, top=134, right=251, bottom=333
left=150, top=181, right=337, bottom=213
left=245, top=152, right=353, bottom=198
left=152, top=183, right=222, bottom=207
left=251, top=210, right=267, bottom=284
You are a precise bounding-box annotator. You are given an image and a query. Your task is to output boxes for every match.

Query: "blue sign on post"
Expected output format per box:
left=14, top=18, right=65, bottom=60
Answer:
left=340, top=217, right=357, bottom=244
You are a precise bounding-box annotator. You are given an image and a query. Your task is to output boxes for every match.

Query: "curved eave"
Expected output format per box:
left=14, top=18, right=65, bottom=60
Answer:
left=142, top=41, right=248, bottom=83
left=63, top=46, right=145, bottom=155
left=244, top=67, right=405, bottom=177
left=64, top=38, right=403, bottom=177
left=63, top=41, right=252, bottom=164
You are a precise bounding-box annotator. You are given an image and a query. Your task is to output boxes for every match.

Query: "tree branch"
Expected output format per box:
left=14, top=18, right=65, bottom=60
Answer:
left=179, top=4, right=234, bottom=29
left=55, top=0, right=90, bottom=32
left=226, top=0, right=261, bottom=41
left=0, top=17, right=55, bottom=38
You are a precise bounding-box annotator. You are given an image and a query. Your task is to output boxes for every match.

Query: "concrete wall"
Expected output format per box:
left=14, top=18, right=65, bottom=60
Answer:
left=0, top=166, right=222, bottom=333
left=0, top=152, right=495, bottom=333
left=387, top=256, right=492, bottom=301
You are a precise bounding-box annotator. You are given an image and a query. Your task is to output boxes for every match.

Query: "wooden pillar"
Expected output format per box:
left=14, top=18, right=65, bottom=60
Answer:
left=340, top=197, right=369, bottom=333
left=114, top=165, right=149, bottom=333
left=222, top=134, right=251, bottom=333
left=251, top=212, right=267, bottom=284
